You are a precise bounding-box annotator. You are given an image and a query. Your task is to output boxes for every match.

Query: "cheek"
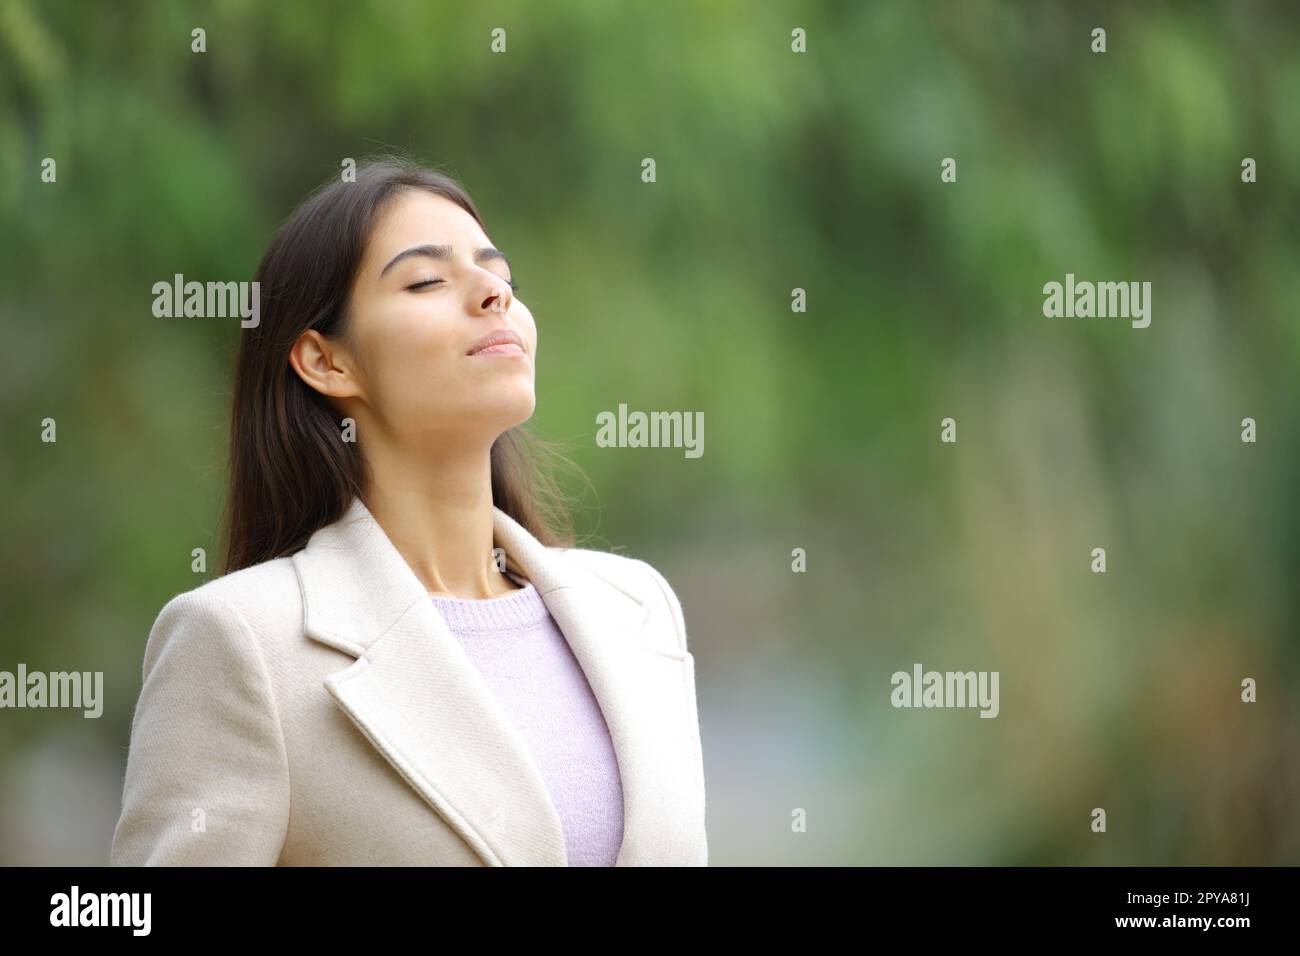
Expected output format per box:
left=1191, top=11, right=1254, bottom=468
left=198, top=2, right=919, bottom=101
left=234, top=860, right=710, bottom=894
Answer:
left=357, top=305, right=461, bottom=411
left=515, top=306, right=539, bottom=350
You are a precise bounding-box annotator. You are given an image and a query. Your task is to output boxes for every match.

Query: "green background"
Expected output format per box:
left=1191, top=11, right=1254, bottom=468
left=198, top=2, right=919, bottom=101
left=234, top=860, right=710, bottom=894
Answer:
left=1, top=0, right=1297, bottom=864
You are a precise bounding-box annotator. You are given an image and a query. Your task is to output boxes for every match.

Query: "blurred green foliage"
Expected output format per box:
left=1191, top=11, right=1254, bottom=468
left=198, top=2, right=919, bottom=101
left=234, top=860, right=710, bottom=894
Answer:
left=1, top=0, right=1297, bottom=864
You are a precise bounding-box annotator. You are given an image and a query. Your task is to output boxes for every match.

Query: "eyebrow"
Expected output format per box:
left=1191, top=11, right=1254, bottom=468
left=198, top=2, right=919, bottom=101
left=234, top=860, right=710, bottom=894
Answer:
left=379, top=244, right=512, bottom=278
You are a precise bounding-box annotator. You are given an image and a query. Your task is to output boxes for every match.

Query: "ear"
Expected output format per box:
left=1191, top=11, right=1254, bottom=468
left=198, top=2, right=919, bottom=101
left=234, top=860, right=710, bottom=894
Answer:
left=289, top=329, right=363, bottom=400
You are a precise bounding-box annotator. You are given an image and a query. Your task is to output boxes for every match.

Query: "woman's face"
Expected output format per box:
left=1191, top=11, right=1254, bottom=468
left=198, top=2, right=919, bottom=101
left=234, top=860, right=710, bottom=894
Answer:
left=324, top=189, right=537, bottom=444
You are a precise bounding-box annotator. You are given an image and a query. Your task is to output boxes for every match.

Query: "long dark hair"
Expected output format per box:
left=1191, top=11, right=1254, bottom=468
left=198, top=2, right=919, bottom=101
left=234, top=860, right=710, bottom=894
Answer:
left=220, top=157, right=576, bottom=574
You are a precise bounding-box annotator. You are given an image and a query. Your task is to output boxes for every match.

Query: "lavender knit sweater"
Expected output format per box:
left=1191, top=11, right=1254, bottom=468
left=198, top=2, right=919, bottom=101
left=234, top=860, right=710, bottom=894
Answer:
left=428, top=575, right=625, bottom=866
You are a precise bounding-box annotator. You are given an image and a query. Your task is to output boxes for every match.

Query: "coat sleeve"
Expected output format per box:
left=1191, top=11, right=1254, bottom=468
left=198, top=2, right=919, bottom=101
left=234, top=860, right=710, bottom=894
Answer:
left=110, top=589, right=290, bottom=865
left=637, top=559, right=708, bottom=867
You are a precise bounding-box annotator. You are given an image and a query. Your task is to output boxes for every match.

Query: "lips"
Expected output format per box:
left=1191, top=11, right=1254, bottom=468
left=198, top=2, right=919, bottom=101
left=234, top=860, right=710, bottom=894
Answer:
left=466, top=329, right=526, bottom=356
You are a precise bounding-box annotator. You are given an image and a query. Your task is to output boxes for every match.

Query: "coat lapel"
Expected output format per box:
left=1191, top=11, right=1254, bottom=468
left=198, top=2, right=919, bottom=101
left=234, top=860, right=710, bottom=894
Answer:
left=290, top=496, right=697, bottom=866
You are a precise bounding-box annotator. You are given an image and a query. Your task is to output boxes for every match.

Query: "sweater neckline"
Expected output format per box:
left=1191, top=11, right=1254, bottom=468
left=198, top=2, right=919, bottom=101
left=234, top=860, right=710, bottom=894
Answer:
left=428, top=579, right=551, bottom=632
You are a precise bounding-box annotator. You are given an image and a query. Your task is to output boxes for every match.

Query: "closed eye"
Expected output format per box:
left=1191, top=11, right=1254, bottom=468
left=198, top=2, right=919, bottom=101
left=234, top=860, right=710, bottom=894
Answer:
left=406, top=277, right=519, bottom=293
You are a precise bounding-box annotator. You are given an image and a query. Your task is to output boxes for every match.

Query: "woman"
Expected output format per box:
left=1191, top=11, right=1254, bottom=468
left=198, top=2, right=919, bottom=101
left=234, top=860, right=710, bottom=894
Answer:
left=109, top=159, right=707, bottom=866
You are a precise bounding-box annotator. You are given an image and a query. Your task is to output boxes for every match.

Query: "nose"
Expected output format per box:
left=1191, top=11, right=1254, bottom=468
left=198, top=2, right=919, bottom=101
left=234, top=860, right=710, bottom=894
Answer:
left=477, top=278, right=513, bottom=315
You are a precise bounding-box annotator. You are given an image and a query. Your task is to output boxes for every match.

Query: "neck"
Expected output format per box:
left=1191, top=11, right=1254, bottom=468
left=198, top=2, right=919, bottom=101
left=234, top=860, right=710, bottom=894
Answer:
left=360, top=432, right=518, bottom=600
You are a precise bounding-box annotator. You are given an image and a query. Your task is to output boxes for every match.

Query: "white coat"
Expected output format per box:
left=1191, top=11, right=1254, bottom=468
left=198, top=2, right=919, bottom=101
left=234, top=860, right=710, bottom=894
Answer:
left=109, top=496, right=707, bottom=865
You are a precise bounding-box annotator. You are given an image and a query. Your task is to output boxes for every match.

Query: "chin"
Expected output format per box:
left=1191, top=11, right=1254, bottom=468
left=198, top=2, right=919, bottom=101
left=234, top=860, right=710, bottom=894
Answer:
left=483, top=391, right=537, bottom=432
left=502, top=397, right=537, bottom=430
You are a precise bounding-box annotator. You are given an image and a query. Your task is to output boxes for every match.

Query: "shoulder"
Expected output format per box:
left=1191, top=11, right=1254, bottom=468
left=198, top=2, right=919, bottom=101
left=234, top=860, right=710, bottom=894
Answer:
left=555, top=546, right=677, bottom=603
left=552, top=546, right=690, bottom=654
left=143, top=557, right=302, bottom=666
left=153, top=555, right=300, bottom=621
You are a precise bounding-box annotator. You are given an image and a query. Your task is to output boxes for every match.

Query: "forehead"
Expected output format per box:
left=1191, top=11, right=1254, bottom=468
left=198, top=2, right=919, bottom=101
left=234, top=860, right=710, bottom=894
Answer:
left=364, top=189, right=489, bottom=263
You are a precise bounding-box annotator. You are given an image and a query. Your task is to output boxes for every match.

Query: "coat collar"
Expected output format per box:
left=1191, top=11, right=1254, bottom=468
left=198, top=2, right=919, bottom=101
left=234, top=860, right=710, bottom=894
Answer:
left=290, top=496, right=701, bottom=866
